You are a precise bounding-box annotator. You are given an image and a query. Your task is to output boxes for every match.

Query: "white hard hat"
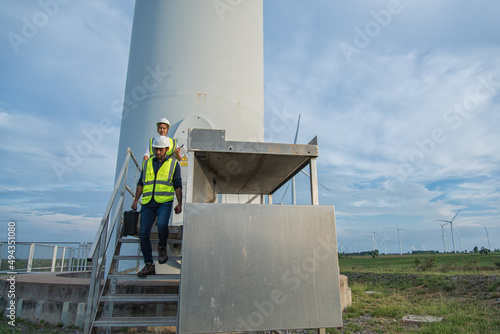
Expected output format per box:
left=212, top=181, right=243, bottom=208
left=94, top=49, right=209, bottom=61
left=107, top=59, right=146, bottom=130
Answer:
left=156, top=118, right=170, bottom=126
left=152, top=135, right=170, bottom=148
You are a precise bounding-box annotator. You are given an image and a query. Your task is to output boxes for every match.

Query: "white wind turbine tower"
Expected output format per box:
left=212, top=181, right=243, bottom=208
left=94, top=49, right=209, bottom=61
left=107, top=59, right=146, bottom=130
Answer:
left=394, top=219, right=407, bottom=255
left=457, top=231, right=465, bottom=252
left=366, top=234, right=375, bottom=252
left=438, top=222, right=448, bottom=253
left=280, top=115, right=301, bottom=205
left=372, top=231, right=378, bottom=251
left=484, top=226, right=491, bottom=250
left=454, top=225, right=465, bottom=252
left=397, top=227, right=404, bottom=255
left=445, top=236, right=451, bottom=252
left=436, top=209, right=461, bottom=253
left=279, top=114, right=329, bottom=204
left=380, top=236, right=389, bottom=255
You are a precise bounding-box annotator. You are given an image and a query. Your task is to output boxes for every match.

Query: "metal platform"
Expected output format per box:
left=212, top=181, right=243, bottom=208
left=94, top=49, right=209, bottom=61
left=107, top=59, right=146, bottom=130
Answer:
left=186, top=128, right=320, bottom=204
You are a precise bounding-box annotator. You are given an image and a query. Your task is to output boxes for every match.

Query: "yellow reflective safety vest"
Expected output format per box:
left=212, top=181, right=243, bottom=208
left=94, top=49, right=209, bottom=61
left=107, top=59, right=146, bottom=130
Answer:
left=141, top=157, right=177, bottom=204
left=149, top=137, right=177, bottom=158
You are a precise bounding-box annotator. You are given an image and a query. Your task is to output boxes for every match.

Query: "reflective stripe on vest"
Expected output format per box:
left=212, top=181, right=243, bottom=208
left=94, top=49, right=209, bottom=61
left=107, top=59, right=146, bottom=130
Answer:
left=141, top=156, right=177, bottom=204
left=149, top=137, right=177, bottom=158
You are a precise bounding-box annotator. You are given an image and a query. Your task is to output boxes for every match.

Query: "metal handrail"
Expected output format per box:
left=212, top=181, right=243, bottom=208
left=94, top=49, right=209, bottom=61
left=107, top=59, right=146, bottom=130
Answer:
left=0, top=241, right=91, bottom=273
left=83, top=147, right=141, bottom=334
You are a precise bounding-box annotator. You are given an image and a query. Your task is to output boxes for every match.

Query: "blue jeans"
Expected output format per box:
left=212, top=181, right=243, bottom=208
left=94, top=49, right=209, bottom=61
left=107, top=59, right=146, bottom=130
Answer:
left=139, top=201, right=172, bottom=264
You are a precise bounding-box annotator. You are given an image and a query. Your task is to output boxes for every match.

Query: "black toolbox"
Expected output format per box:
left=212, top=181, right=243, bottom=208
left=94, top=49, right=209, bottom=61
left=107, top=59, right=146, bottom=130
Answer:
left=123, top=210, right=140, bottom=236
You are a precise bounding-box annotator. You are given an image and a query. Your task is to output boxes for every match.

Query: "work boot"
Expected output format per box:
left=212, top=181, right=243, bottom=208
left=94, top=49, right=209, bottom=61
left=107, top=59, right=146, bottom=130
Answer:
left=137, top=263, right=155, bottom=277
left=158, top=246, right=168, bottom=264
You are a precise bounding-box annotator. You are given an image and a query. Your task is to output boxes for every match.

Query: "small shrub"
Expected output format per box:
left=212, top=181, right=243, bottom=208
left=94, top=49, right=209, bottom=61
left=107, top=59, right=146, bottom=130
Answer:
left=440, top=262, right=455, bottom=272
left=464, top=258, right=479, bottom=271
left=415, top=256, right=437, bottom=271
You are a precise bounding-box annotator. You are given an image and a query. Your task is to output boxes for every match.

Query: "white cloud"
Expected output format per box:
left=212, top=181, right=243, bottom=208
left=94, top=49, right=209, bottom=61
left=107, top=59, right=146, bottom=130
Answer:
left=0, top=208, right=100, bottom=242
left=0, top=1, right=133, bottom=244
left=1, top=0, right=499, bottom=253
left=268, top=21, right=500, bottom=249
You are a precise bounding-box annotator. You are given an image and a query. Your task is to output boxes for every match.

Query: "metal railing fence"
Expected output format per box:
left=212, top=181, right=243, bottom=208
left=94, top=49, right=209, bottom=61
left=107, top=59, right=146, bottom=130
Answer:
left=83, top=147, right=141, bottom=334
left=0, top=241, right=92, bottom=273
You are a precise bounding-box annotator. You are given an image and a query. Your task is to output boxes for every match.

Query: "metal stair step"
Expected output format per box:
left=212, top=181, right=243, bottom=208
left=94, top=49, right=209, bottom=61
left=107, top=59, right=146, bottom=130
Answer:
left=101, top=294, right=179, bottom=302
left=108, top=273, right=180, bottom=281
left=119, top=238, right=182, bottom=244
left=113, top=255, right=181, bottom=261
left=93, top=316, right=177, bottom=327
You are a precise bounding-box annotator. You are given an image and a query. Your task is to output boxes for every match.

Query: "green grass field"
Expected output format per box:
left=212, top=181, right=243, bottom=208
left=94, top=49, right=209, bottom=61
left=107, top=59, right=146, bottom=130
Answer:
left=2, top=252, right=499, bottom=333
left=339, top=251, right=500, bottom=274
left=333, top=252, right=500, bottom=333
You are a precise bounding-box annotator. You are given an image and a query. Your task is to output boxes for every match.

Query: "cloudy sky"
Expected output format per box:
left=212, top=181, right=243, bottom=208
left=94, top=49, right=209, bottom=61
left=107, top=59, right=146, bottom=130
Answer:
left=1, top=0, right=499, bottom=254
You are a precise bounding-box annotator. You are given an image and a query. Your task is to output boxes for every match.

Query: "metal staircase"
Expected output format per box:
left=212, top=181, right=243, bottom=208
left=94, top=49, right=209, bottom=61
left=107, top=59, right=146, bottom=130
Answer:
left=84, top=130, right=344, bottom=333
left=83, top=148, right=184, bottom=334
left=91, top=234, right=183, bottom=332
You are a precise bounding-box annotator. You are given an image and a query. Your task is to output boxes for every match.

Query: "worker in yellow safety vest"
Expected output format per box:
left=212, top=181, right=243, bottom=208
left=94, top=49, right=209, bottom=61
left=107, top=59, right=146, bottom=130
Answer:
left=132, top=135, right=182, bottom=277
left=143, top=117, right=182, bottom=161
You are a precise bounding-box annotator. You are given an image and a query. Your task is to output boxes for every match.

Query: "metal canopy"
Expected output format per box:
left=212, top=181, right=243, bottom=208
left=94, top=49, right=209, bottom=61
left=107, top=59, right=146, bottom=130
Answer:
left=187, top=129, right=318, bottom=195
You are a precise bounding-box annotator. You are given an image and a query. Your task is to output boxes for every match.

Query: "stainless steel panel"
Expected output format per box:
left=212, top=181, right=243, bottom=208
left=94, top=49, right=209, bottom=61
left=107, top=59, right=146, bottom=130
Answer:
left=179, top=203, right=342, bottom=333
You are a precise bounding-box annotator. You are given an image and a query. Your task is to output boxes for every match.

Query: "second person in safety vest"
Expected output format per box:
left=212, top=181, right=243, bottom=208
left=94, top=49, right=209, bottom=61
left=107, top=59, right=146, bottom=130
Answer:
left=143, top=117, right=182, bottom=161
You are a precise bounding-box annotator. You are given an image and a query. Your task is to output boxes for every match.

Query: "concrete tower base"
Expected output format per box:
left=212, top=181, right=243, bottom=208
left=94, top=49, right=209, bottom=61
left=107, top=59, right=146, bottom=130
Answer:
left=0, top=272, right=351, bottom=329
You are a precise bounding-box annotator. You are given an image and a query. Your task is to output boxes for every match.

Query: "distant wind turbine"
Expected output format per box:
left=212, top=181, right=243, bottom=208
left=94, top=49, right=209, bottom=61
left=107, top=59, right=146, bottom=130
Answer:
left=366, top=234, right=375, bottom=252
left=484, top=226, right=491, bottom=250
left=380, top=236, right=389, bottom=255
left=438, top=222, right=448, bottom=253
left=290, top=114, right=300, bottom=205
left=394, top=219, right=407, bottom=255
left=372, top=231, right=378, bottom=251
left=366, top=234, right=374, bottom=252
left=454, top=225, right=465, bottom=252
left=436, top=209, right=461, bottom=253
left=279, top=114, right=329, bottom=204
left=444, top=236, right=451, bottom=252
left=457, top=231, right=465, bottom=252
